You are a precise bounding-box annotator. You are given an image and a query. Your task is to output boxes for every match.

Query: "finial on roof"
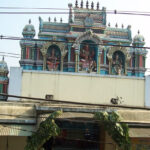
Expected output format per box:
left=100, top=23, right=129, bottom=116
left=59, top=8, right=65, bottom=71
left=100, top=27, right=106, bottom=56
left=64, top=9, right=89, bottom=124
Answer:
left=39, top=16, right=41, bottom=22
left=122, top=24, right=124, bottom=29
left=80, top=0, right=83, bottom=8
left=68, top=3, right=73, bottom=23
left=138, top=30, right=140, bottom=34
left=86, top=0, right=89, bottom=9
left=75, top=0, right=78, bottom=8
left=97, top=2, right=99, bottom=10
left=91, top=1, right=94, bottom=9
left=54, top=17, right=57, bottom=22
left=108, top=22, right=110, bottom=27
left=115, top=23, right=118, bottom=28
left=48, top=17, right=51, bottom=22
left=60, top=18, right=63, bottom=23
left=29, top=19, right=31, bottom=24
left=68, top=3, right=72, bottom=8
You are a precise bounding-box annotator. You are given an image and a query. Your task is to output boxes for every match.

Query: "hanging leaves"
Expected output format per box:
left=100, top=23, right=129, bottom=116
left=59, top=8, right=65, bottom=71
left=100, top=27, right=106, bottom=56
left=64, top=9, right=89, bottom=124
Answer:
left=94, top=111, right=131, bottom=150
left=24, top=110, right=62, bottom=150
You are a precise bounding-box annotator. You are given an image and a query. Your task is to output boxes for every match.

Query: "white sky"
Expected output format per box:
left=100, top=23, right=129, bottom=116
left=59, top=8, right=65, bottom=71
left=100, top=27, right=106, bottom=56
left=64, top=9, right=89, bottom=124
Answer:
left=0, top=0, right=150, bottom=74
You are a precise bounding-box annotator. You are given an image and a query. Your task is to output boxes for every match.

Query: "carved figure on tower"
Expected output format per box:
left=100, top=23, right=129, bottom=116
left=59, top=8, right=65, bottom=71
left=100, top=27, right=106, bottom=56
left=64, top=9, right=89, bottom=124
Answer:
left=112, top=52, right=124, bottom=75
left=47, top=48, right=60, bottom=71
left=80, top=44, right=96, bottom=72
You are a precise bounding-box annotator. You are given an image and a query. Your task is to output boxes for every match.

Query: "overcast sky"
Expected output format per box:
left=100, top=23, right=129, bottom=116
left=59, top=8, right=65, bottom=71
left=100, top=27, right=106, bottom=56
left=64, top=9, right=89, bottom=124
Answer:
left=0, top=0, right=150, bottom=74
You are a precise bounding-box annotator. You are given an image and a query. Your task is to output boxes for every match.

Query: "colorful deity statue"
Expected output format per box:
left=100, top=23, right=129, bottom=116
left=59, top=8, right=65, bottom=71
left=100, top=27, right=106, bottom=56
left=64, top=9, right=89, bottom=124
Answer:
left=47, top=48, right=60, bottom=71
left=80, top=44, right=96, bottom=72
left=112, top=54, right=123, bottom=75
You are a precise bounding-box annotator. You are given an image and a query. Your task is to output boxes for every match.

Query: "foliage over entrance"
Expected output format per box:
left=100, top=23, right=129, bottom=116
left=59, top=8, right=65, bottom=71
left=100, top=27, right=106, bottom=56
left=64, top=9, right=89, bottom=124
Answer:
left=94, top=111, right=131, bottom=150
left=25, top=111, right=131, bottom=150
left=24, top=111, right=62, bottom=150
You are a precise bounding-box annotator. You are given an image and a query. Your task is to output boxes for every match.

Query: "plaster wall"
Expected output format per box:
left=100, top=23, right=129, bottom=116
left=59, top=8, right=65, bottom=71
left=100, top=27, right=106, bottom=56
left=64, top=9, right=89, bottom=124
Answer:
left=145, top=75, right=150, bottom=107
left=21, top=71, right=145, bottom=107
left=8, top=67, right=22, bottom=101
left=0, top=136, right=27, bottom=150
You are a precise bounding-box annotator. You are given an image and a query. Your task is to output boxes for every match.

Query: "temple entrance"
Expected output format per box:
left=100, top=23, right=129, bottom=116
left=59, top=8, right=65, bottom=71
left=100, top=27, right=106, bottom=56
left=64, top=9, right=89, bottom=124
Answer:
left=46, top=45, right=61, bottom=71
left=43, top=120, right=100, bottom=150
left=112, top=51, right=125, bottom=75
left=79, top=40, right=97, bottom=73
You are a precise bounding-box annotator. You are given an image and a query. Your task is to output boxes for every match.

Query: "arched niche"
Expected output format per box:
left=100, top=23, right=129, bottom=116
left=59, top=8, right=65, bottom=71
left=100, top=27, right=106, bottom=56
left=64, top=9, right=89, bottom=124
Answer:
left=73, top=30, right=103, bottom=51
left=79, top=40, right=97, bottom=72
left=41, top=41, right=67, bottom=71
left=47, top=45, right=61, bottom=71
left=72, top=30, right=103, bottom=73
left=107, top=46, right=131, bottom=75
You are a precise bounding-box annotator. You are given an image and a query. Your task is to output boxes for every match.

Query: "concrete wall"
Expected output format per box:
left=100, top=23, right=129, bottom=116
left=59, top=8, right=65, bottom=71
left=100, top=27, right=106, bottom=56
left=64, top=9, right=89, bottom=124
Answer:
left=21, top=71, right=145, bottom=107
left=0, top=136, right=27, bottom=150
left=145, top=75, right=150, bottom=107
left=8, top=67, right=22, bottom=101
left=0, top=102, right=36, bottom=125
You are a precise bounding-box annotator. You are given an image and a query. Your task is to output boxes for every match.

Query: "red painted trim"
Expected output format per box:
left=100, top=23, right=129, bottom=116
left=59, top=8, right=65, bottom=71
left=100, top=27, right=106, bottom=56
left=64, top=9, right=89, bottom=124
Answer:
left=139, top=55, right=143, bottom=67
left=101, top=50, right=104, bottom=64
left=3, top=84, right=7, bottom=93
left=26, top=47, right=30, bottom=59
left=130, top=58, right=132, bottom=67
left=0, top=81, right=8, bottom=84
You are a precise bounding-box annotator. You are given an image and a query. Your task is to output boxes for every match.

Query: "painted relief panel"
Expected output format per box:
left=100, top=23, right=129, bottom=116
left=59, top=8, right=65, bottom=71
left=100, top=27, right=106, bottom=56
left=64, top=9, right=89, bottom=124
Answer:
left=112, top=51, right=125, bottom=75
left=79, top=41, right=97, bottom=72
left=46, top=45, right=61, bottom=71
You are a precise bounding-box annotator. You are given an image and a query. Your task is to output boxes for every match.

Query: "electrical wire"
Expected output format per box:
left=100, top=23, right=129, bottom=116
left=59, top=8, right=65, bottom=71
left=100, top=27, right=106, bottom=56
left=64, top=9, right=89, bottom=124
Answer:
left=0, top=7, right=69, bottom=10
left=0, top=8, right=150, bottom=17
left=0, top=93, right=150, bottom=110
left=0, top=52, right=20, bottom=56
left=0, top=11, right=149, bottom=17
left=0, top=35, right=148, bottom=49
left=1, top=6, right=150, bottom=15
left=0, top=12, right=69, bottom=15
left=0, top=54, right=20, bottom=58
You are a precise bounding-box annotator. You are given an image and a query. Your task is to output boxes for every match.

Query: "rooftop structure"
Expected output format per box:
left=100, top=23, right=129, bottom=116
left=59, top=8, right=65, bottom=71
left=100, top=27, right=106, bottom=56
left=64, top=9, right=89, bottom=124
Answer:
left=20, top=1, right=147, bottom=77
left=0, top=57, right=9, bottom=100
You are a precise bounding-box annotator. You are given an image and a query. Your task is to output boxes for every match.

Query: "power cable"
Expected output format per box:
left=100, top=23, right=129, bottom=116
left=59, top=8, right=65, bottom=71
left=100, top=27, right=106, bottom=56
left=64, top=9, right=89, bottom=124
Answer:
left=0, top=54, right=20, bottom=58
left=0, top=7, right=68, bottom=10
left=0, top=35, right=148, bottom=49
left=1, top=6, right=150, bottom=15
left=0, top=12, right=69, bottom=15
left=0, top=93, right=150, bottom=110
left=0, top=9, right=150, bottom=17
left=0, top=52, right=20, bottom=56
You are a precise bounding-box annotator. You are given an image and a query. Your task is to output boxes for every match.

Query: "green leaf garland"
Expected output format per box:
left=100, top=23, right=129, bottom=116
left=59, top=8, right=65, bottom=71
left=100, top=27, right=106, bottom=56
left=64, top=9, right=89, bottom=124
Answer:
left=24, top=110, right=62, bottom=150
left=94, top=111, right=131, bottom=150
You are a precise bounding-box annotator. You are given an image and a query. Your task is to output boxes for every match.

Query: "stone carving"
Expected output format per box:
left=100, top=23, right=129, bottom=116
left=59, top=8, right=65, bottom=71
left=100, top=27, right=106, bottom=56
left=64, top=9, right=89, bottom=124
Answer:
left=47, top=47, right=60, bottom=71
left=84, top=14, right=94, bottom=27
left=41, top=42, right=67, bottom=71
left=112, top=52, right=123, bottom=75
left=107, top=46, right=131, bottom=75
left=80, top=43, right=96, bottom=72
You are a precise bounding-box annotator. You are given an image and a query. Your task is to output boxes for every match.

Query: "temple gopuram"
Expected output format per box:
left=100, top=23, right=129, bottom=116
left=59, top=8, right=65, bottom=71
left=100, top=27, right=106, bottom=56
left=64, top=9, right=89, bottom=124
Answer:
left=20, top=0, right=147, bottom=77
left=0, top=57, right=9, bottom=100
